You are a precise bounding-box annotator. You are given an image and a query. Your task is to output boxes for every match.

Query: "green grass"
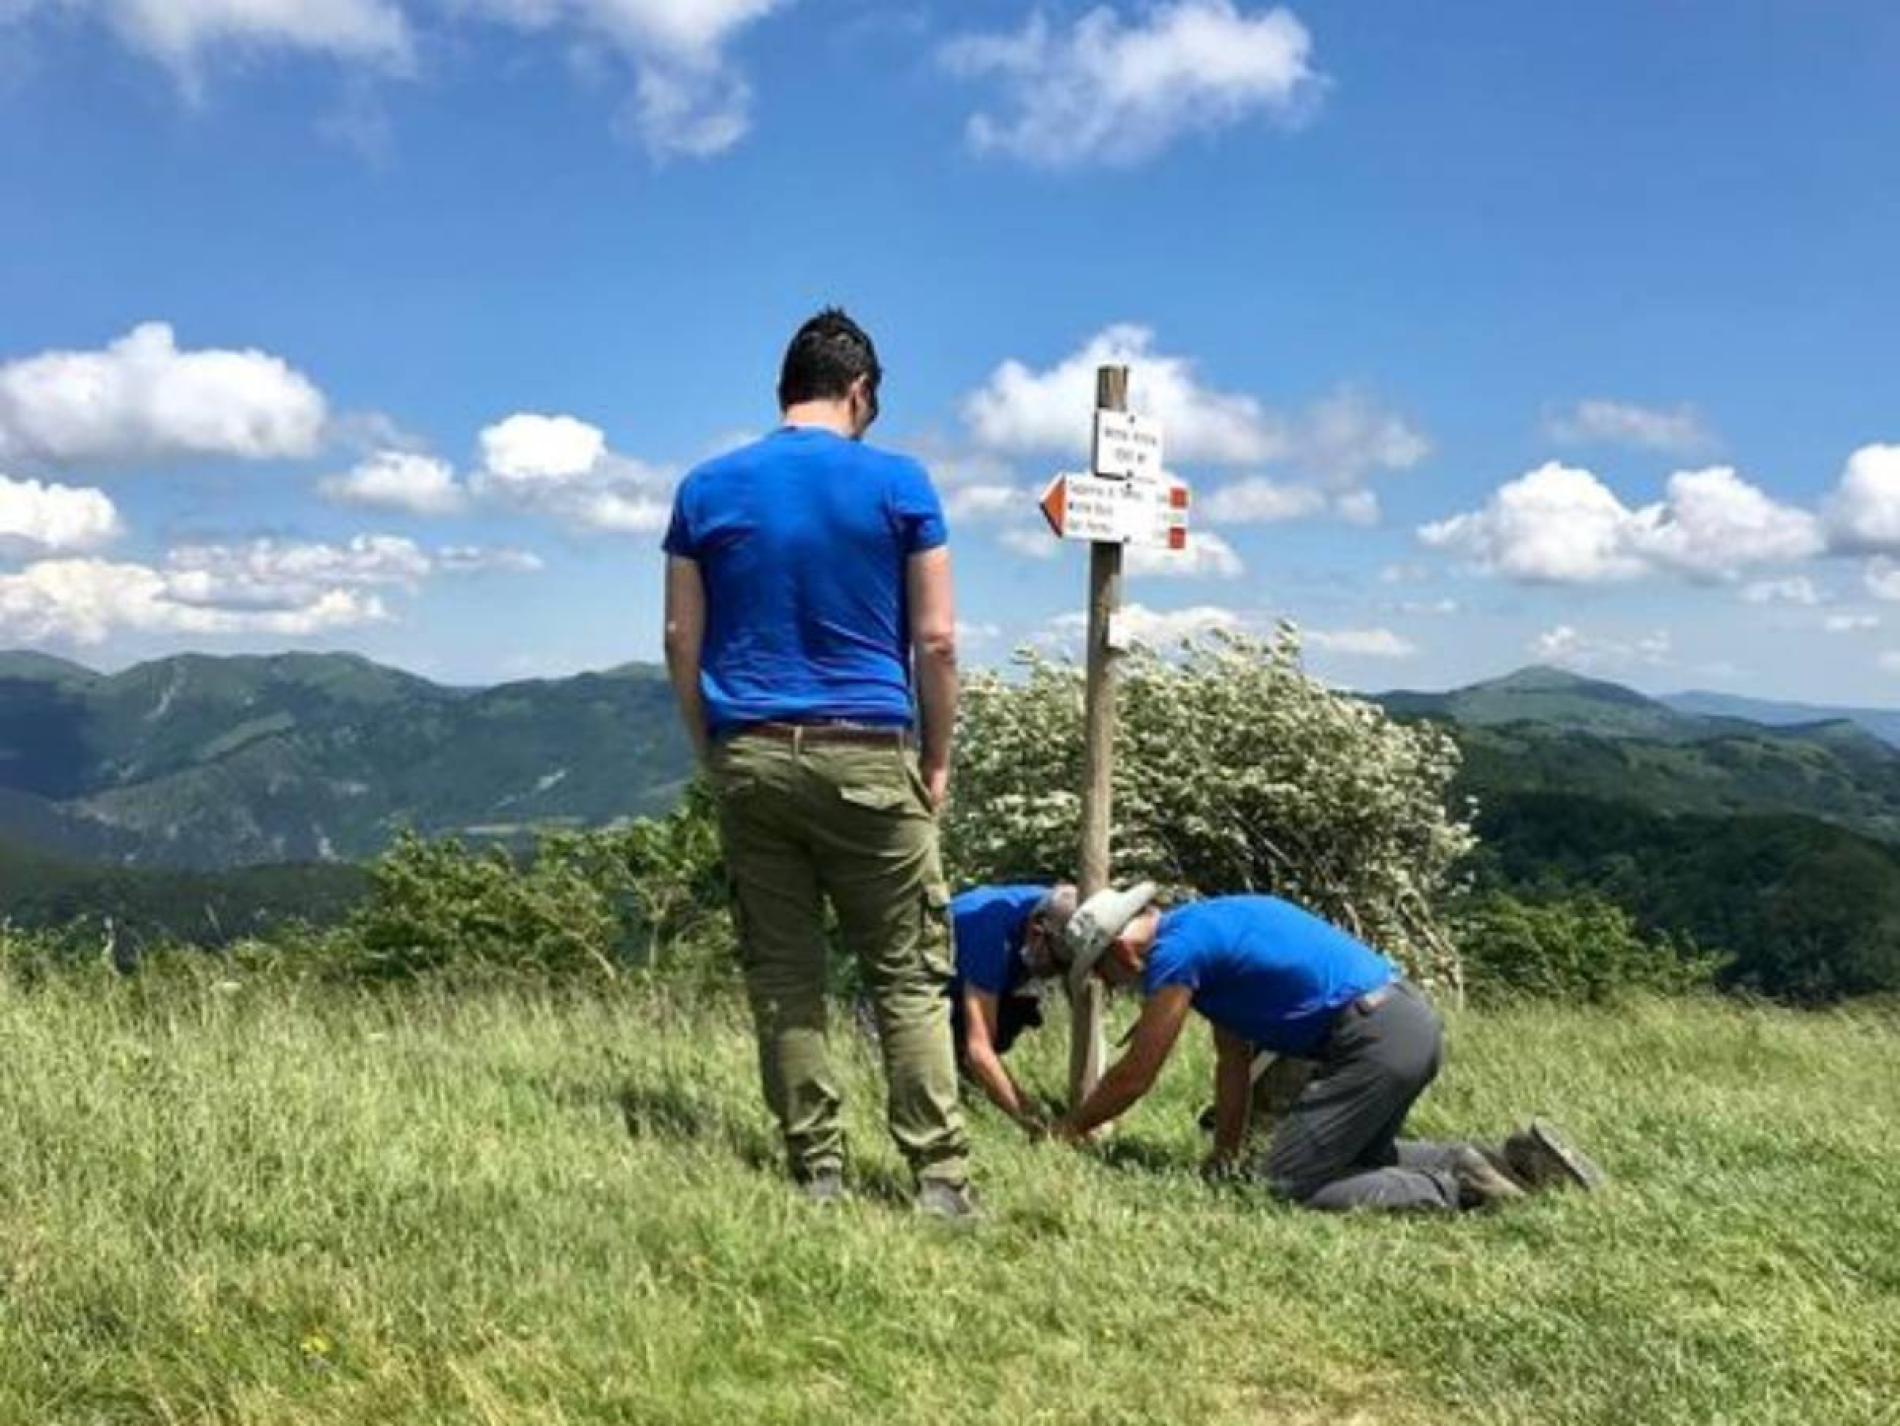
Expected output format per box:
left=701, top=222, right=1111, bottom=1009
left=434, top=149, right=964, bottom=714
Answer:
left=3, top=976, right=1897, bottom=1425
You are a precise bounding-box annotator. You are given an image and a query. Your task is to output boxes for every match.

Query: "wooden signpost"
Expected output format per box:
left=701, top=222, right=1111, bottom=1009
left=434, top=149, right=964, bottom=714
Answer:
left=1039, top=366, right=1190, bottom=1108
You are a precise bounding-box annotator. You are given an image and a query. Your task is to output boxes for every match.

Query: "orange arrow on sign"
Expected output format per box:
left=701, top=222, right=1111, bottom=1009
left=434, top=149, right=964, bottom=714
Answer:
left=1040, top=473, right=1068, bottom=536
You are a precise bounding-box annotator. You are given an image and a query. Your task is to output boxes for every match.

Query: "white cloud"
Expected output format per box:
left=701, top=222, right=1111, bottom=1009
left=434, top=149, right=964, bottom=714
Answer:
left=7, top=0, right=411, bottom=86
left=161, top=535, right=433, bottom=609
left=0, top=532, right=542, bottom=645
left=457, top=0, right=786, bottom=158
left=0, top=558, right=389, bottom=644
left=1531, top=624, right=1673, bottom=672
left=964, top=325, right=1284, bottom=466
left=942, top=1, right=1320, bottom=167
left=1420, top=462, right=1647, bottom=583
left=1545, top=399, right=1717, bottom=457
left=472, top=412, right=673, bottom=533
left=562, top=488, right=672, bottom=533
left=7, top=2, right=781, bottom=158
left=1296, top=390, right=1429, bottom=487
left=1126, top=530, right=1243, bottom=579
left=1825, top=613, right=1879, bottom=633
left=1878, top=651, right=1900, bottom=675
left=943, top=483, right=1023, bottom=523
left=436, top=545, right=545, bottom=575
left=1038, top=604, right=1412, bottom=660
left=319, top=449, right=466, bottom=516
left=1065, top=602, right=1241, bottom=646
left=1823, top=444, right=1900, bottom=555
left=1863, top=558, right=1900, bottom=602
left=1334, top=490, right=1379, bottom=526
left=1302, top=626, right=1415, bottom=659
left=1635, top=466, right=1822, bottom=578
left=477, top=412, right=608, bottom=486
left=0, top=322, right=328, bottom=468
left=1741, top=576, right=1821, bottom=606
left=1391, top=597, right=1459, bottom=616
left=1201, top=476, right=1323, bottom=524
left=1421, top=462, right=1821, bottom=584
left=998, top=526, right=1060, bottom=561
left=960, top=330, right=1423, bottom=513
left=0, top=473, right=123, bottom=556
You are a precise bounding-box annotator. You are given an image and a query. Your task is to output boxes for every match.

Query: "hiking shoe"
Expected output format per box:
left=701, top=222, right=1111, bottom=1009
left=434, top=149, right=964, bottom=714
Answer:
left=1451, top=1145, right=1527, bottom=1210
left=914, top=1179, right=981, bottom=1223
left=797, top=1169, right=848, bottom=1206
left=1503, top=1119, right=1605, bottom=1192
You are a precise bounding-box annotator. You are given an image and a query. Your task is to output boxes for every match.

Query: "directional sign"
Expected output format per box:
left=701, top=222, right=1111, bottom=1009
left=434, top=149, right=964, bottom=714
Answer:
left=1040, top=469, right=1189, bottom=549
left=1092, top=410, right=1164, bottom=480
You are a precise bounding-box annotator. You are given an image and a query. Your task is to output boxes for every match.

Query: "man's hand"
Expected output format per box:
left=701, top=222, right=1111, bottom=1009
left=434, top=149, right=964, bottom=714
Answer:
left=921, top=759, right=951, bottom=811
left=1200, top=1150, right=1243, bottom=1185
left=907, top=547, right=957, bottom=802
left=663, top=556, right=711, bottom=764
left=1050, top=1116, right=1089, bottom=1147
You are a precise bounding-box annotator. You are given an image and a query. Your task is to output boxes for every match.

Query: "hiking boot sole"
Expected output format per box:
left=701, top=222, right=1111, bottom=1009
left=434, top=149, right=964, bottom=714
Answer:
left=1507, top=1119, right=1605, bottom=1192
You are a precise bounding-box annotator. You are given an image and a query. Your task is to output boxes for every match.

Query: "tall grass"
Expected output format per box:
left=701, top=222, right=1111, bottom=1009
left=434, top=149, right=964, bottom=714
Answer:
left=3, top=974, right=1896, bottom=1424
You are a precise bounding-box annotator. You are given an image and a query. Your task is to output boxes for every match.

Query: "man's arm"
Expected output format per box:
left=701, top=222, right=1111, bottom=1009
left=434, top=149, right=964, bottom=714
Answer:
left=961, top=988, right=1041, bottom=1132
left=906, top=546, right=958, bottom=809
left=663, top=555, right=711, bottom=765
left=1206, top=1026, right=1255, bottom=1171
left=1055, top=986, right=1194, bottom=1141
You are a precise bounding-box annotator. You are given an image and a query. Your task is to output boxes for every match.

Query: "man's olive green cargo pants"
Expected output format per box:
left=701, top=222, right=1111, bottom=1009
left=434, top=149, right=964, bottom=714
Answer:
left=708, top=730, right=969, bottom=1188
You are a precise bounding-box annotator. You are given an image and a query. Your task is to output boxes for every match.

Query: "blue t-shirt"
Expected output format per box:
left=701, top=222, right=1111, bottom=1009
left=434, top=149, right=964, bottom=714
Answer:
left=1142, top=896, right=1397, bottom=1057
left=949, top=885, right=1048, bottom=1000
left=663, top=427, right=948, bottom=736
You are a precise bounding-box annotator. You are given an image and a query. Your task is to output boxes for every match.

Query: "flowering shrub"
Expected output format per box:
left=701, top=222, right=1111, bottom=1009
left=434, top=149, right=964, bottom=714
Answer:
left=945, top=627, right=1473, bottom=986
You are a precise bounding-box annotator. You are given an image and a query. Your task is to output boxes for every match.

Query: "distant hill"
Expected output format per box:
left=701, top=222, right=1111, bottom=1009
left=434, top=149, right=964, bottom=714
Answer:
left=1470, top=790, right=1900, bottom=999
left=0, top=651, right=694, bottom=869
left=0, top=833, right=367, bottom=947
left=1378, top=665, right=1704, bottom=740
left=1374, top=666, right=1900, bottom=844
left=1663, top=689, right=1900, bottom=749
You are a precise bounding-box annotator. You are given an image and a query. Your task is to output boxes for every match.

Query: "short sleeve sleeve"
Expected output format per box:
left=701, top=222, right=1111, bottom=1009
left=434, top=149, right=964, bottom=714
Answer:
left=889, top=458, right=948, bottom=554
left=1142, top=919, right=1203, bottom=998
left=662, top=479, right=697, bottom=559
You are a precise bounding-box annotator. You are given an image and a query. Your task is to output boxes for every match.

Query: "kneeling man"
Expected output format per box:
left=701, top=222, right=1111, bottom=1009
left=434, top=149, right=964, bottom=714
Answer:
left=1052, top=886, right=1598, bottom=1211
left=948, top=884, right=1075, bottom=1136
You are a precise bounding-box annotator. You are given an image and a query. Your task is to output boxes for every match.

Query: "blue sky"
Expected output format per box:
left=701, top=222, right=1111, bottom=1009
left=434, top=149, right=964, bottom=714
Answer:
left=3, top=0, right=1899, bottom=699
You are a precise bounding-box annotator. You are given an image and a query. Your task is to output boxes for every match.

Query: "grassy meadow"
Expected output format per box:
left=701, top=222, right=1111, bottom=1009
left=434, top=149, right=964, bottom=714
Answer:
left=3, top=974, right=1897, bottom=1425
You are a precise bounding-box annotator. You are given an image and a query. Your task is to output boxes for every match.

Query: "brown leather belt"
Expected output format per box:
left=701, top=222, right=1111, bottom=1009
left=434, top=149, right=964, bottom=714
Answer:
left=730, top=721, right=913, bottom=749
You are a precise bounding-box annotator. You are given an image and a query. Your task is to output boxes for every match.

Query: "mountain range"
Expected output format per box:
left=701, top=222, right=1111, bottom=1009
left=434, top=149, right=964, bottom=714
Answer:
left=9, top=650, right=1900, bottom=873
left=0, top=650, right=693, bottom=869
left=1373, top=665, right=1900, bottom=843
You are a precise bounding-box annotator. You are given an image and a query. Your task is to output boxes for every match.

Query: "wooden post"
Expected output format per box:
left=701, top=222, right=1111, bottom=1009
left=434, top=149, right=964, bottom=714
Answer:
left=1069, top=363, right=1128, bottom=1110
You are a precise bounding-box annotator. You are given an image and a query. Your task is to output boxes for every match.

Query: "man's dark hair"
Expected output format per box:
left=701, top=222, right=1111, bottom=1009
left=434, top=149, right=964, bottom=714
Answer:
left=778, top=307, right=882, bottom=411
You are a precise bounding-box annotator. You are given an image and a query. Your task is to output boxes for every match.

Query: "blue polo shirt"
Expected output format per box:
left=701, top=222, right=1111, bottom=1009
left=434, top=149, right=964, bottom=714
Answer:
left=1142, top=896, right=1397, bottom=1057
left=662, top=427, right=947, bottom=736
left=950, top=885, right=1048, bottom=1000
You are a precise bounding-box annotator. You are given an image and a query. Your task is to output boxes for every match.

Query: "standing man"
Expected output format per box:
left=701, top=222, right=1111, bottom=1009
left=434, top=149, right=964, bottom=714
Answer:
left=948, top=883, right=1076, bottom=1137
left=1051, top=886, right=1601, bottom=1211
left=662, top=309, right=974, bottom=1219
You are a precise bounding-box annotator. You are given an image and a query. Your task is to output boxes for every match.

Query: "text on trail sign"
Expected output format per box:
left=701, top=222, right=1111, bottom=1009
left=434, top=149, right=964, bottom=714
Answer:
left=1093, top=410, right=1164, bottom=480
left=1040, top=470, right=1190, bottom=549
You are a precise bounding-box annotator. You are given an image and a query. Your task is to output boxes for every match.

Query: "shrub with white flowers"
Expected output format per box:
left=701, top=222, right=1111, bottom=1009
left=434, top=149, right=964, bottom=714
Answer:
left=944, top=626, right=1473, bottom=987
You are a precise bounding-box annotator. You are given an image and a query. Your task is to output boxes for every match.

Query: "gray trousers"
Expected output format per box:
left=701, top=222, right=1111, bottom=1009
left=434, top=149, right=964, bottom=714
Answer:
left=1260, top=981, right=1468, bottom=1212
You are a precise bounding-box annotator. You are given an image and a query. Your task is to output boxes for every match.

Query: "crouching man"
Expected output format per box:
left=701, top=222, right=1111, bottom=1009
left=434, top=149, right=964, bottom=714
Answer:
left=1051, top=886, right=1601, bottom=1211
left=947, top=884, right=1076, bottom=1136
